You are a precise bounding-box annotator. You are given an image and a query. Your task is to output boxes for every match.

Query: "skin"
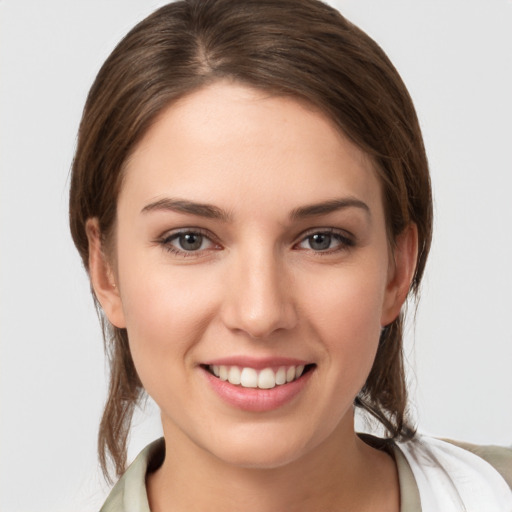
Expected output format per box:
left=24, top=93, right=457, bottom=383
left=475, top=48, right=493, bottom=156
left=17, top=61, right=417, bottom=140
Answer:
left=87, top=82, right=418, bottom=511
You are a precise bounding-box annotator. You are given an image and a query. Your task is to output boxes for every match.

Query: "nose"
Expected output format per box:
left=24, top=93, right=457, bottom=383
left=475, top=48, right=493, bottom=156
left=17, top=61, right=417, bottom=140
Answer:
left=220, top=247, right=298, bottom=339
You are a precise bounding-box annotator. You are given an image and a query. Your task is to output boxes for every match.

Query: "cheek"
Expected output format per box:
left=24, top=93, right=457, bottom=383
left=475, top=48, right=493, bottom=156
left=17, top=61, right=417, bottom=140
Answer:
left=122, top=275, right=211, bottom=341
left=303, top=261, right=386, bottom=335
left=115, top=250, right=219, bottom=389
left=299, top=260, right=387, bottom=377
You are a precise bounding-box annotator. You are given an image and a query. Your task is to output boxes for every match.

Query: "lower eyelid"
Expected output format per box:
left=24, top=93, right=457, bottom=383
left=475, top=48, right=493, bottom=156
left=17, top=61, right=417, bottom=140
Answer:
left=160, top=241, right=218, bottom=258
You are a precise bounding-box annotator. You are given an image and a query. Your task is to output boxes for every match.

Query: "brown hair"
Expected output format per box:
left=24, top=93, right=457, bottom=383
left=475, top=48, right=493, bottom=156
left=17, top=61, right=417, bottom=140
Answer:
left=69, top=0, right=432, bottom=482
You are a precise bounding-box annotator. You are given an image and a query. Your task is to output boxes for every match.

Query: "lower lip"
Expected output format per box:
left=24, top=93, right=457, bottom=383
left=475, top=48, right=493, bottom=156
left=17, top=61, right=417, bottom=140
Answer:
left=202, top=367, right=314, bottom=412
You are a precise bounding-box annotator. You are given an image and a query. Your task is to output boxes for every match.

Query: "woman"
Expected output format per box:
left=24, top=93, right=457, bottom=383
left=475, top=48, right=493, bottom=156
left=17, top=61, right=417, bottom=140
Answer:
left=69, top=0, right=512, bottom=510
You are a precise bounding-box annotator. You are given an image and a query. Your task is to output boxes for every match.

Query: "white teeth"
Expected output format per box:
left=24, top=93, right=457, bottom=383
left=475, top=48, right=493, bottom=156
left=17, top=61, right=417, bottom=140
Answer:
left=240, top=367, right=258, bottom=388
left=275, top=367, right=286, bottom=385
left=258, top=368, right=276, bottom=389
left=209, top=364, right=310, bottom=389
left=228, top=366, right=241, bottom=385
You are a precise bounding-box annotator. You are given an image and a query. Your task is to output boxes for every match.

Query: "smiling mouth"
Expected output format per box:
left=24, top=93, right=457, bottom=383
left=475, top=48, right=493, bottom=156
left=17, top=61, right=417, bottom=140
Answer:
left=202, top=364, right=316, bottom=390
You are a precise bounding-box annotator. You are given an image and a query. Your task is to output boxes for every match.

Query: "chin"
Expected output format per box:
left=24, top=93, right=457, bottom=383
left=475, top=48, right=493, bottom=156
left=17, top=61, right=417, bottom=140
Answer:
left=212, top=442, right=305, bottom=470
left=200, top=422, right=321, bottom=470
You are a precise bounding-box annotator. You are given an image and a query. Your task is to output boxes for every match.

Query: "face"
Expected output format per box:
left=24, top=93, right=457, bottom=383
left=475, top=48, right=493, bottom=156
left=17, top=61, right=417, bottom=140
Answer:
left=90, top=82, right=413, bottom=469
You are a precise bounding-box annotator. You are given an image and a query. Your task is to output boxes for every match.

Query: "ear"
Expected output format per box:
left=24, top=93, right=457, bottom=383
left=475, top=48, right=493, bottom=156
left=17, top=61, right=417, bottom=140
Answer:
left=85, top=218, right=126, bottom=328
left=380, top=223, right=419, bottom=326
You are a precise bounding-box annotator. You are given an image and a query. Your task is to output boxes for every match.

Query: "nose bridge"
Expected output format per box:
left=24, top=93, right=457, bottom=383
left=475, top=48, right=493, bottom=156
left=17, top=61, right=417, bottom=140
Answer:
left=222, top=241, right=297, bottom=338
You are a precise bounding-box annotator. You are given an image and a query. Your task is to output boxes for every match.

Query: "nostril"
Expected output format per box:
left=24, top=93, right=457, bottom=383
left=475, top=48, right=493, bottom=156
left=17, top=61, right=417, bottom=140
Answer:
left=223, top=303, right=298, bottom=339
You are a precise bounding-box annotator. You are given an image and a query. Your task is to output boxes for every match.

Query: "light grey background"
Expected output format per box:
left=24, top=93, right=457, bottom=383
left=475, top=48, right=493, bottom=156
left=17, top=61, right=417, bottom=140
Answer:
left=1, top=1, right=511, bottom=510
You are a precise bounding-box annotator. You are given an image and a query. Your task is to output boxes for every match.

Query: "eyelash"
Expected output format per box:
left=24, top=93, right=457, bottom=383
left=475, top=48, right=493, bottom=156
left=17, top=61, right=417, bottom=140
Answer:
left=157, top=227, right=355, bottom=257
left=295, top=228, right=355, bottom=255
left=158, top=228, right=220, bottom=258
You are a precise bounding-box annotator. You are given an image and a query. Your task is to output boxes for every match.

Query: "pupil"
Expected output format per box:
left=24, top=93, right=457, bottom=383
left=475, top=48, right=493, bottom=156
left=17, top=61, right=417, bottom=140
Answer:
left=179, top=233, right=202, bottom=250
left=310, top=233, right=331, bottom=250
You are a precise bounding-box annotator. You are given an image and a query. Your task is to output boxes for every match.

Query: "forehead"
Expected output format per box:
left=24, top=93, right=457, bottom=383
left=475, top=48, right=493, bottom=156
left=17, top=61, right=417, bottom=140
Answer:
left=120, top=81, right=383, bottom=220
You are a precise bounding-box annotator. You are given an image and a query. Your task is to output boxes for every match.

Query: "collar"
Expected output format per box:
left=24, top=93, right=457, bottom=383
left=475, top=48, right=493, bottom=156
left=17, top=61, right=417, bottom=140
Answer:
left=99, top=436, right=421, bottom=512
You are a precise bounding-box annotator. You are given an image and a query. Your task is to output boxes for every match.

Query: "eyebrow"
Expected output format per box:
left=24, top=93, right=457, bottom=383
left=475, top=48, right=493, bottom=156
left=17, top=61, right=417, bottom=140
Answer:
left=289, top=198, right=370, bottom=220
left=141, top=198, right=232, bottom=222
left=141, top=197, right=370, bottom=222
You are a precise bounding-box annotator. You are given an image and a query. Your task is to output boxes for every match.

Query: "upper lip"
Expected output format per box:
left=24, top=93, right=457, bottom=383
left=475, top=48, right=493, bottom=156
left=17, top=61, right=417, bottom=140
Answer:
left=201, top=356, right=312, bottom=370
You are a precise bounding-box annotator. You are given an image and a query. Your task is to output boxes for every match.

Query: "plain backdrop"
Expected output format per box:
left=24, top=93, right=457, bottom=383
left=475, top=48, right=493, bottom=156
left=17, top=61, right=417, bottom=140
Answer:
left=1, top=0, right=511, bottom=510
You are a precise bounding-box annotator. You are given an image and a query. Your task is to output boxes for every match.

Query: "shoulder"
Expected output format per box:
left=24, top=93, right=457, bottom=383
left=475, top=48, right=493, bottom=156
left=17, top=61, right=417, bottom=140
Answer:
left=443, top=438, right=512, bottom=489
left=99, top=438, right=165, bottom=512
left=99, top=486, right=123, bottom=512
left=395, top=434, right=512, bottom=510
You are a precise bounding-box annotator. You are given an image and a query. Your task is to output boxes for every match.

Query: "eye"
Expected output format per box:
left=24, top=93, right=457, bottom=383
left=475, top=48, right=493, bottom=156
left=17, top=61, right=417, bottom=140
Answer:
left=296, top=230, right=354, bottom=253
left=174, top=232, right=207, bottom=251
left=159, top=229, right=219, bottom=256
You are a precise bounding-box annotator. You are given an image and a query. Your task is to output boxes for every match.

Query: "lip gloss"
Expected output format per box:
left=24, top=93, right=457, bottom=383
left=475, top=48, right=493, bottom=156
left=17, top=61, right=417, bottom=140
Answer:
left=201, top=366, right=313, bottom=412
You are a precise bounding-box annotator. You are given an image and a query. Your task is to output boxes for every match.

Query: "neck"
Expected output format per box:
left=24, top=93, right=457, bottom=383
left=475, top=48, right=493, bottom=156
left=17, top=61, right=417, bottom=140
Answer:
left=147, top=416, right=399, bottom=512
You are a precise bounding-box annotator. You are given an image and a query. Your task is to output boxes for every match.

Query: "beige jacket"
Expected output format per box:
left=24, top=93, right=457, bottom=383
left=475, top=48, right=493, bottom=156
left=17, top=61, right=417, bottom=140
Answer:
left=100, top=436, right=512, bottom=512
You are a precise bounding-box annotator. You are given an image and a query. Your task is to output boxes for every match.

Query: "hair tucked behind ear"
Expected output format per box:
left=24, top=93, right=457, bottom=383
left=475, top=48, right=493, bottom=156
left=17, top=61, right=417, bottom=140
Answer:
left=70, top=0, right=432, bottom=482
